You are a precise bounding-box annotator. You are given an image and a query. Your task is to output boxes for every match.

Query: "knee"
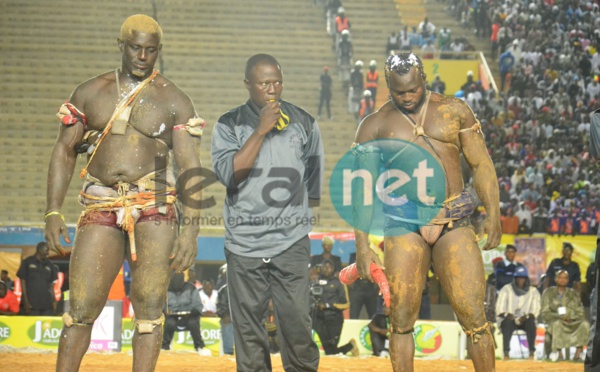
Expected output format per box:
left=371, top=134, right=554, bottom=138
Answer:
left=390, top=308, right=418, bottom=332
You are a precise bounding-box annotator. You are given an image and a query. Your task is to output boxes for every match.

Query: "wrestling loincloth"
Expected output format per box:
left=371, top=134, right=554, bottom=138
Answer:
left=383, top=189, right=477, bottom=245
left=78, top=170, right=177, bottom=261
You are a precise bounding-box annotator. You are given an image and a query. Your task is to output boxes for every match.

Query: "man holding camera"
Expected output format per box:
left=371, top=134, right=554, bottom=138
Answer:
left=312, top=260, right=359, bottom=356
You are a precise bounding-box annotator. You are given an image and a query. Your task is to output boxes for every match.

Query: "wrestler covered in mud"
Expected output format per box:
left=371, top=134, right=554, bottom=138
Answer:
left=352, top=52, right=501, bottom=372
left=44, top=14, right=203, bottom=371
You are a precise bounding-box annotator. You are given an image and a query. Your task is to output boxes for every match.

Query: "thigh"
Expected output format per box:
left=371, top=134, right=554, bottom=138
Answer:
left=226, top=249, right=270, bottom=324
left=270, top=236, right=312, bottom=318
left=128, top=220, right=177, bottom=319
left=432, top=227, right=487, bottom=328
left=384, top=233, right=431, bottom=329
left=68, top=224, right=126, bottom=321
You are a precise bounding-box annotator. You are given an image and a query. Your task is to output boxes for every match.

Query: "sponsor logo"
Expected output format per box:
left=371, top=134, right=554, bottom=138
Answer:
left=329, top=139, right=445, bottom=236
left=414, top=324, right=442, bottom=354
left=359, top=325, right=372, bottom=351
left=175, top=320, right=221, bottom=347
left=0, top=321, right=10, bottom=342
left=28, top=320, right=63, bottom=345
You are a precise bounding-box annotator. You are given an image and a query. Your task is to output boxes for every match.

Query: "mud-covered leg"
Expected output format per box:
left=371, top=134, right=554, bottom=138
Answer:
left=385, top=234, right=432, bottom=372
left=56, top=225, right=126, bottom=372
left=432, top=227, right=495, bottom=372
left=128, top=220, right=177, bottom=371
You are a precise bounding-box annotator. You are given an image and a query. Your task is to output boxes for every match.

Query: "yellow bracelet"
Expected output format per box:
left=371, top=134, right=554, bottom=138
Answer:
left=44, top=211, right=65, bottom=222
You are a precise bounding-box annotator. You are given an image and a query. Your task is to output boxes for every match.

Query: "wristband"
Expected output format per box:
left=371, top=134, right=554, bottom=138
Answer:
left=44, top=211, right=65, bottom=222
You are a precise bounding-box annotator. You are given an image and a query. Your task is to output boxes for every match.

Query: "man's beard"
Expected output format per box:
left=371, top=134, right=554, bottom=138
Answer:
left=393, top=90, right=426, bottom=114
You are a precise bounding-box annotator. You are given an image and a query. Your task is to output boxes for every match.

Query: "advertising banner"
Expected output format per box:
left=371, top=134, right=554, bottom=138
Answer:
left=122, top=317, right=222, bottom=356
left=0, top=301, right=122, bottom=352
left=335, top=319, right=462, bottom=358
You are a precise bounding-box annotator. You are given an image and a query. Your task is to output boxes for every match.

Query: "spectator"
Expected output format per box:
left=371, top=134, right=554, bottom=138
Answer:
left=349, top=60, right=364, bottom=119
left=318, top=66, right=332, bottom=121
left=398, top=26, right=411, bottom=51
left=437, top=27, right=452, bottom=53
left=496, top=266, right=541, bottom=360
left=541, top=270, right=589, bottom=361
left=417, top=17, right=436, bottom=42
left=543, top=242, right=582, bottom=293
left=211, top=54, right=323, bottom=371
left=311, top=236, right=342, bottom=275
left=514, top=202, right=533, bottom=232
left=348, top=250, right=379, bottom=319
left=420, top=40, right=436, bottom=59
left=501, top=207, right=520, bottom=234
left=494, top=244, right=524, bottom=291
left=333, top=7, right=350, bottom=50
left=1, top=270, right=14, bottom=291
left=216, top=281, right=234, bottom=355
left=365, top=60, right=379, bottom=102
left=0, top=280, right=19, bottom=315
left=358, top=90, right=375, bottom=123
left=499, top=48, right=515, bottom=93
left=430, top=75, right=446, bottom=95
left=368, top=296, right=390, bottom=357
left=16, top=242, right=57, bottom=315
left=199, top=279, right=218, bottom=318
left=311, top=260, right=359, bottom=356
left=161, top=272, right=211, bottom=356
left=386, top=31, right=400, bottom=56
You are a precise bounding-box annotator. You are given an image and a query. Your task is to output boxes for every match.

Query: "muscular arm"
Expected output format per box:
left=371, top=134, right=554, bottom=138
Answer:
left=458, top=102, right=501, bottom=250
left=352, top=116, right=384, bottom=280
left=170, top=93, right=202, bottom=271
left=44, top=104, right=85, bottom=253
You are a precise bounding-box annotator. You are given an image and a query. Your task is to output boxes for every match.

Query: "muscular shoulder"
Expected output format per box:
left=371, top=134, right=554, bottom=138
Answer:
left=152, top=75, right=194, bottom=109
left=430, top=93, right=477, bottom=128
left=355, top=101, right=394, bottom=143
left=69, top=71, right=116, bottom=108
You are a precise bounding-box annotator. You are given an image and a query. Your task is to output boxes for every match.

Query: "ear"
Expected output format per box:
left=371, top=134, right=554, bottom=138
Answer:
left=158, top=43, right=163, bottom=52
left=244, top=79, right=250, bottom=90
left=117, top=38, right=124, bottom=51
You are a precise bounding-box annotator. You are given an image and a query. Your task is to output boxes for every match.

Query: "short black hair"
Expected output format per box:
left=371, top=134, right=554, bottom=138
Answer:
left=505, top=244, right=517, bottom=252
left=36, top=241, right=47, bottom=253
left=245, top=54, right=281, bottom=80
left=563, top=242, right=574, bottom=251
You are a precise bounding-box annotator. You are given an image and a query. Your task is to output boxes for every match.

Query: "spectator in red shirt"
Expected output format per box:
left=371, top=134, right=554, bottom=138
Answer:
left=0, top=280, right=19, bottom=315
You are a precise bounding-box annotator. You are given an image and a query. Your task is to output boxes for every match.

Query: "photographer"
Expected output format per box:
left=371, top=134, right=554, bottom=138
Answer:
left=161, top=272, right=211, bottom=356
left=312, top=260, right=359, bottom=356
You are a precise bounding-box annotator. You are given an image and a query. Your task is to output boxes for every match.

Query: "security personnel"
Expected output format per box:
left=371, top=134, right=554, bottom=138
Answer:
left=359, top=90, right=375, bottom=122
left=312, top=260, right=359, bottom=356
left=365, top=60, right=379, bottom=102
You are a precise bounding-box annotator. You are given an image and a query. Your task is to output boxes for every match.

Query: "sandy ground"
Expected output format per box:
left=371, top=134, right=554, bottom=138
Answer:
left=0, top=351, right=585, bottom=372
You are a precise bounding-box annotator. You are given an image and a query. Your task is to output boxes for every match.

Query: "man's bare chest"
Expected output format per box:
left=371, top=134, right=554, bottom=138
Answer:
left=84, top=94, right=174, bottom=139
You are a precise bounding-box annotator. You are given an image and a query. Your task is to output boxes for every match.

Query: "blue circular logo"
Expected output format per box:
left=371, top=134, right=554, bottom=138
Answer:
left=329, top=139, right=446, bottom=236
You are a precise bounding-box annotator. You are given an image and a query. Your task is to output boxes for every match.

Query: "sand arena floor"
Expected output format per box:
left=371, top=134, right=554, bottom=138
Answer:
left=0, top=350, right=585, bottom=372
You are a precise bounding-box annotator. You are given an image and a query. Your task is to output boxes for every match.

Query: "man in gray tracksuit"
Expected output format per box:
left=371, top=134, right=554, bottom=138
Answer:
left=211, top=53, right=324, bottom=372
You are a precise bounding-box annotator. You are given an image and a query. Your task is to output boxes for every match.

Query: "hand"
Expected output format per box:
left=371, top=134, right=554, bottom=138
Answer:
left=23, top=302, right=32, bottom=314
left=317, top=302, right=326, bottom=311
left=170, top=231, right=198, bottom=272
left=481, top=216, right=501, bottom=251
left=222, top=314, right=232, bottom=325
left=257, top=101, right=281, bottom=136
left=44, top=214, right=70, bottom=255
left=356, top=246, right=384, bottom=283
